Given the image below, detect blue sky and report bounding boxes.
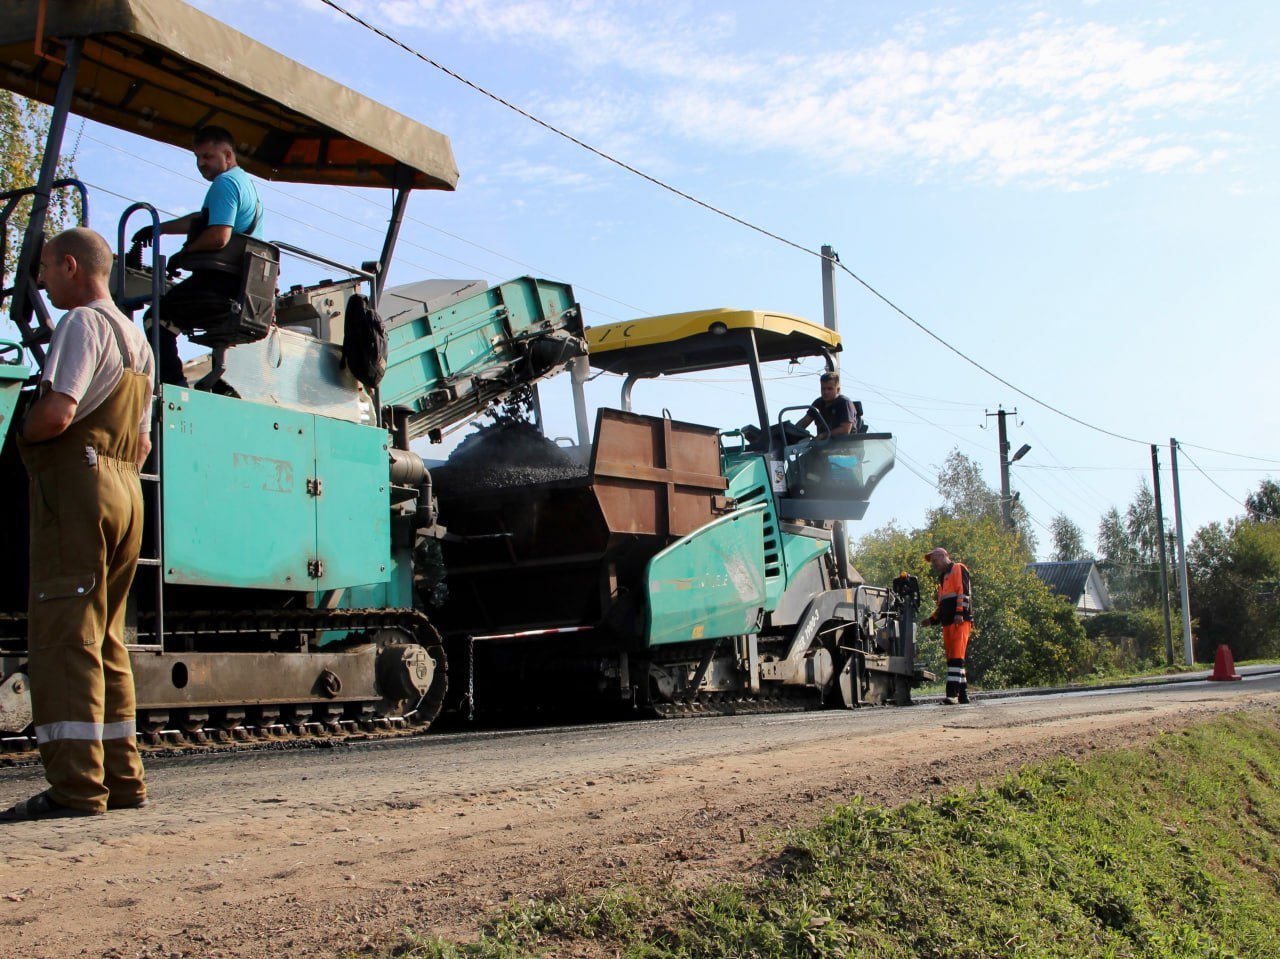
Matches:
[17,0,1280,556]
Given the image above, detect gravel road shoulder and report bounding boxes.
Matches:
[2,684,1275,959]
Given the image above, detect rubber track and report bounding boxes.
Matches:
[0,607,447,765]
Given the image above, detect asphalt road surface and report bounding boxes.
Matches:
[2,669,1277,959]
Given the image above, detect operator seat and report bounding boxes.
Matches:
[164,235,280,348]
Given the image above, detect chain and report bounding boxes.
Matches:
[467,635,475,723]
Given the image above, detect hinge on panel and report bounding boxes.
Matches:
[306,477,324,497]
[307,559,325,579]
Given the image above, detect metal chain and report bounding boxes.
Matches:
[467,635,475,723]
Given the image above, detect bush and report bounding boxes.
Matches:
[1082,608,1173,673]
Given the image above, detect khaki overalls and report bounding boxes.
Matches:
[18,314,149,813]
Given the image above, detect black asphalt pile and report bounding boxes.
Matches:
[433,422,588,494]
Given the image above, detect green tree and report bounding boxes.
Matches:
[2,90,79,289]
[1096,481,1171,610]
[1245,478,1280,523]
[1189,489,1280,660]
[929,448,1036,558]
[933,449,1001,523]
[1048,514,1091,562]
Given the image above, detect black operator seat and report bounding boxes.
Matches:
[164,236,281,348]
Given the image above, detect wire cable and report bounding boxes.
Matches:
[334,186,653,316]
[317,0,1160,449]
[75,131,635,323]
[1177,441,1280,465]
[1178,446,1278,519]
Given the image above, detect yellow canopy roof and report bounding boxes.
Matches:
[0,0,459,190]
[587,308,842,377]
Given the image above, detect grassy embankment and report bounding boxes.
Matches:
[384,708,1280,958]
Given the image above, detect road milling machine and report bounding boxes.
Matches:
[0,1,586,742]
[429,308,928,719]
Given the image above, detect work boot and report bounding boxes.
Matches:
[0,790,101,821]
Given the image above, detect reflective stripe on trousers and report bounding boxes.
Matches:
[35,720,138,744]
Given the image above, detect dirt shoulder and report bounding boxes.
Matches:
[2,685,1275,959]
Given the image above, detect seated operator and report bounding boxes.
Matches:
[795,370,861,437]
[133,125,264,387]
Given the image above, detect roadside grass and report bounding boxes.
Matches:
[376,707,1280,959]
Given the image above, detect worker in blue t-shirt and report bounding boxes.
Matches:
[133,125,264,386]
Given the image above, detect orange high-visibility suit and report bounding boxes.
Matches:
[925,560,972,703]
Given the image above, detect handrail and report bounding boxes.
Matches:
[115,203,167,652]
[271,241,377,284]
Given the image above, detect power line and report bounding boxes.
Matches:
[1178,441,1280,466]
[12,46,1279,470]
[1178,446,1277,519]
[894,446,943,490]
[316,0,1157,450]
[335,186,653,316]
[76,131,636,323]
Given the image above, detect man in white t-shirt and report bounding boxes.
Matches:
[1,227,153,821]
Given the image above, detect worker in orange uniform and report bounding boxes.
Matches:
[922,547,972,705]
[1,228,152,821]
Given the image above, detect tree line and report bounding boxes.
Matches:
[852,450,1280,690]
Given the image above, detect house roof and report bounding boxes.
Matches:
[1027,561,1098,602]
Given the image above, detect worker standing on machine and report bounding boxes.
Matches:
[796,370,860,437]
[922,547,972,705]
[133,125,264,386]
[1,228,152,821]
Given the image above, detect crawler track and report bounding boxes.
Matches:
[0,606,448,766]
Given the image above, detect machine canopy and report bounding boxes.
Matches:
[586,308,842,377]
[0,0,459,190]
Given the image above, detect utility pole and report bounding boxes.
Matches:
[1169,438,1195,665]
[820,244,848,583]
[820,245,839,334]
[986,407,1030,531]
[1150,444,1175,667]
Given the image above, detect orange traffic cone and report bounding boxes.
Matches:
[1208,644,1242,682]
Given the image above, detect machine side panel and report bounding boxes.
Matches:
[645,505,767,647]
[723,454,787,610]
[184,327,373,426]
[780,531,830,588]
[313,416,391,590]
[162,386,315,589]
[0,346,27,445]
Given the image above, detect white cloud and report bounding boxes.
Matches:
[348,1,1258,189]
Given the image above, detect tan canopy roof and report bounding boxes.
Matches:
[0,0,459,190]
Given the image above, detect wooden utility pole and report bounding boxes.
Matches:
[986,407,1028,531]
